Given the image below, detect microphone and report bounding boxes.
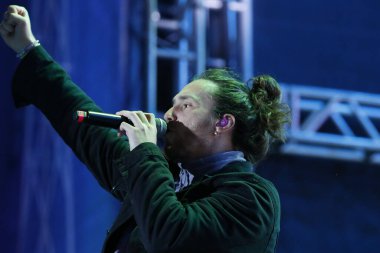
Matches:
[74,110,167,137]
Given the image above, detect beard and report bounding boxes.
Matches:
[164,121,203,163]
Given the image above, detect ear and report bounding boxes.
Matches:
[215,114,235,133]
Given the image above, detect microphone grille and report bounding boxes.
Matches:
[155,118,167,136]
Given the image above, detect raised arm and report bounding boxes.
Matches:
[1,5,130,200]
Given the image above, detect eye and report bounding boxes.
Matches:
[183,103,190,109]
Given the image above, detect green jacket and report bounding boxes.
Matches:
[12,46,280,253]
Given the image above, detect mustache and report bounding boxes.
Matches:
[166,121,196,135]
[164,121,198,148]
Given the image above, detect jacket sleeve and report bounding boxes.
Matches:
[123,142,279,252]
[12,46,129,200]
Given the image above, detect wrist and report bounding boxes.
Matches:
[16,39,40,59]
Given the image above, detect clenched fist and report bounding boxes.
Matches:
[0,5,36,53]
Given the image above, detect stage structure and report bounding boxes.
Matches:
[281,84,380,165]
[146,0,380,165]
[146,0,254,113]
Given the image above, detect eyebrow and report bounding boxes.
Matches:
[172,95,199,104]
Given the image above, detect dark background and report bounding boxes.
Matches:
[0,0,379,252]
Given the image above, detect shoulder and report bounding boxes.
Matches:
[206,161,280,207]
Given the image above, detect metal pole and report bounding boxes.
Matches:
[194,1,207,75]
[239,0,254,80]
[177,0,190,91]
[147,0,159,113]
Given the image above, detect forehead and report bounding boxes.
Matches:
[173,79,217,103]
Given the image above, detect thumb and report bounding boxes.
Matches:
[6,5,29,26]
[0,5,36,53]
[8,5,29,18]
[7,13,27,27]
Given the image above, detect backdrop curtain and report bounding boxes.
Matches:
[0,0,146,252]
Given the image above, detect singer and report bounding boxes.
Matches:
[1,5,290,253]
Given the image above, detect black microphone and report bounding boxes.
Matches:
[74,110,167,137]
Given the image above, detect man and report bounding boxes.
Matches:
[1,5,290,253]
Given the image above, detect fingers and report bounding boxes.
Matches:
[0,24,9,37]
[7,5,18,14]
[1,21,14,33]
[133,111,149,125]
[0,10,12,36]
[1,5,35,53]
[0,14,12,38]
[3,5,28,24]
[116,111,154,126]
[6,12,27,26]
[1,6,27,30]
[137,112,156,126]
[0,11,26,42]
[116,110,156,134]
[116,111,158,150]
[8,5,29,17]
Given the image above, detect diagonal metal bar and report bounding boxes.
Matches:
[281,83,380,165]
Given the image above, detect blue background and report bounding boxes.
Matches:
[0,0,379,252]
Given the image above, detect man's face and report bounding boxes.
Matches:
[164,79,218,162]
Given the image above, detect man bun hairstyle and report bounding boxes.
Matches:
[194,69,291,164]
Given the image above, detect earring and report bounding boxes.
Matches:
[216,117,229,127]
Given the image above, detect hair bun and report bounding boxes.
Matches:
[251,75,282,103]
[248,75,289,144]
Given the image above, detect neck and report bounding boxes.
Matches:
[180,150,246,179]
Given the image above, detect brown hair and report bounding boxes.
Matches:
[194,69,291,164]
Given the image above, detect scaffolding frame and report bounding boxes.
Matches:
[146,0,380,165]
[281,84,380,164]
[146,0,254,113]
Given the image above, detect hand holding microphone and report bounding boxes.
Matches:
[75,110,167,150]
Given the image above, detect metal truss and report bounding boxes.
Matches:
[280,84,380,165]
[146,1,380,165]
[147,0,253,113]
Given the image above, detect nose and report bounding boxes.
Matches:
[164,107,177,122]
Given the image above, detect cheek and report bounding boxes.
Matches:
[178,115,201,131]
[185,119,199,131]
[175,113,194,129]
[176,109,215,135]
[189,118,215,136]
